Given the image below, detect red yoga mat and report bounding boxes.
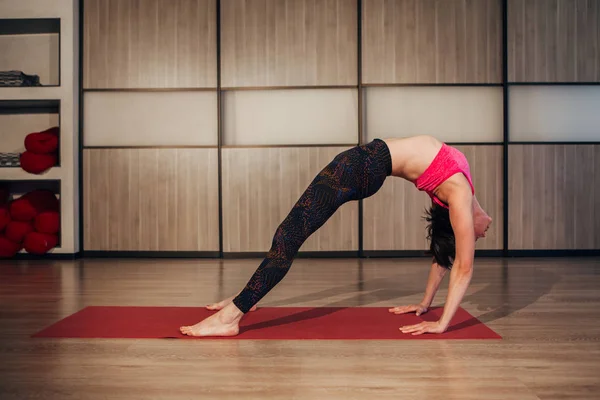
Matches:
[32,306,501,340]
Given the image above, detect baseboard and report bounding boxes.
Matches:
[83,251,359,259]
[223,251,360,259]
[52,249,600,260]
[475,250,505,257]
[2,251,82,261]
[362,250,504,258]
[362,250,600,258]
[506,249,600,257]
[82,251,221,259]
[362,250,428,258]
[7,249,593,262]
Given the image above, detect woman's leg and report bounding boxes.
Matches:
[232,162,355,312]
[180,139,392,336]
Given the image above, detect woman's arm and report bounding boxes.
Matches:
[421,261,448,308]
[437,191,475,329]
[389,261,447,316]
[400,191,475,335]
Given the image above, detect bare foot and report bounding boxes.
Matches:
[206,295,257,312]
[180,303,244,337]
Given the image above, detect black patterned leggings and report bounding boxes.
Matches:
[232,139,393,313]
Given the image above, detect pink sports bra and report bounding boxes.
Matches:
[414,143,475,208]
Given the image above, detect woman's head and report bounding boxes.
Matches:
[424,200,493,269]
[424,203,455,269]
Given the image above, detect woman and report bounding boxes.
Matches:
[180,135,492,337]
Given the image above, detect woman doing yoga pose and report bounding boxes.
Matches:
[180,135,492,337]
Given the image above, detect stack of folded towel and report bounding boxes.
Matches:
[0,188,60,258]
[0,70,42,87]
[20,126,60,174]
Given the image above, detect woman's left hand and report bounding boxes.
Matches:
[399,320,447,335]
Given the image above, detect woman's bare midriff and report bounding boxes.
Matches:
[382,135,444,182]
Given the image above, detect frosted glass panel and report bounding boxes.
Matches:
[84,91,218,146]
[509,86,600,142]
[223,89,358,145]
[365,87,503,142]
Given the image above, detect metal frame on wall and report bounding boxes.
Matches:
[72,0,599,260]
[502,0,509,256]
[358,0,506,259]
[501,0,600,257]
[216,0,224,258]
[77,0,84,259]
[357,0,364,258]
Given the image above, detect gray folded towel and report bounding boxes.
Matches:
[0,153,21,168]
[0,70,42,87]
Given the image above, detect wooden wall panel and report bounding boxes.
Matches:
[509,145,600,250]
[83,148,219,251]
[222,147,358,252]
[83,0,216,89]
[220,0,358,87]
[364,145,503,251]
[363,178,431,251]
[508,0,600,82]
[362,0,502,84]
[460,145,504,250]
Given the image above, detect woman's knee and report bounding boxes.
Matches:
[269,226,300,258]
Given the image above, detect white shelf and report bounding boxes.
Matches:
[0,86,65,101]
[16,247,68,255]
[0,166,62,181]
[1,0,79,257]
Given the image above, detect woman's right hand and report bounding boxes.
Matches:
[388,304,428,316]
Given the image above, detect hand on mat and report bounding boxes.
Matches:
[388,304,428,316]
[399,321,446,336]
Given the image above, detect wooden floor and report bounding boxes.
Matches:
[1,256,599,399]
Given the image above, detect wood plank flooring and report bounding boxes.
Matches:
[1,256,599,399]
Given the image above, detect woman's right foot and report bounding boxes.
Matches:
[206,295,257,312]
[181,303,244,337]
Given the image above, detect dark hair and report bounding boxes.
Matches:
[424,203,455,269]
